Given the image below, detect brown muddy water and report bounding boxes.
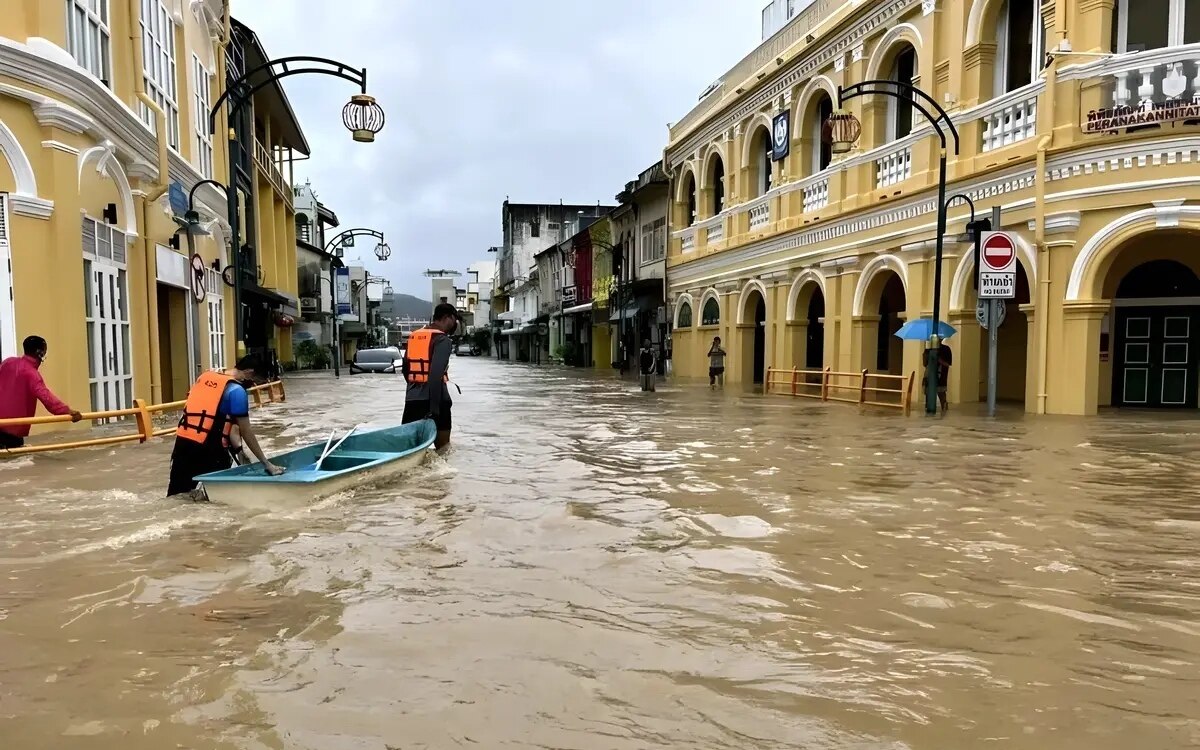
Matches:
[1,357,1199,749]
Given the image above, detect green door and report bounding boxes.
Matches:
[1113,307,1200,408]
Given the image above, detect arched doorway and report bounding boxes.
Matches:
[1110,259,1200,408]
[746,125,773,198]
[969,263,1033,403]
[806,291,825,368]
[707,154,725,216]
[739,286,768,386]
[875,274,906,375]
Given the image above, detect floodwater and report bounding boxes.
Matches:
[1,358,1199,750]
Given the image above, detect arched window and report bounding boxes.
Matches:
[702,297,721,326]
[758,128,773,195]
[887,45,917,141]
[1111,0,1199,52]
[709,155,725,215]
[811,93,833,173]
[685,172,697,225]
[994,0,1044,96]
[677,300,693,328]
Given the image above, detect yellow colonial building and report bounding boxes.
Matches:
[667,0,1200,415]
[0,0,304,432]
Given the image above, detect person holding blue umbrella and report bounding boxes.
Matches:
[895,319,957,414]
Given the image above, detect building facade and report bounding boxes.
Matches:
[666,0,1200,415]
[1,0,238,414]
[492,201,610,361]
[293,180,340,357]
[611,162,669,373]
[225,17,304,373]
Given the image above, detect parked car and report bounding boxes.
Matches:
[350,346,403,374]
[455,341,479,356]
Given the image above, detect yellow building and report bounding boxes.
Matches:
[225,17,305,373]
[667,0,1200,415]
[0,0,235,417]
[0,1,305,434]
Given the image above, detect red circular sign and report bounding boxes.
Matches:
[982,233,1016,271]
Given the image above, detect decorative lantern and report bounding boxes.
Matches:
[342,94,386,143]
[273,312,295,328]
[822,109,862,155]
[374,241,391,261]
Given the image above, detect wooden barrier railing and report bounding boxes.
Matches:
[0,380,286,456]
[764,367,916,415]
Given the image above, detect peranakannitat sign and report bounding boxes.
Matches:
[1084,100,1200,133]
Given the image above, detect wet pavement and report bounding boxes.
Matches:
[1,357,1199,749]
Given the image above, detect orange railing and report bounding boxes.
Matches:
[0,380,286,456]
[765,367,916,415]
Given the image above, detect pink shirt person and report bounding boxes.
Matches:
[0,339,81,441]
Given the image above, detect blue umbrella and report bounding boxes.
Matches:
[894,318,957,341]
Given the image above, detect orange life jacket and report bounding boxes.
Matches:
[404,328,448,385]
[176,371,236,446]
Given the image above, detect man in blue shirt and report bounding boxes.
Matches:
[167,355,283,499]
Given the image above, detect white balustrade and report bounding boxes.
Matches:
[802,177,829,212]
[706,220,725,243]
[680,232,696,252]
[1066,44,1200,133]
[875,146,912,188]
[748,199,771,230]
[980,93,1038,152]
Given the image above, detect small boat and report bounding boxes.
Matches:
[195,421,437,510]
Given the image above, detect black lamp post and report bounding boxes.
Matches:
[826,81,961,415]
[208,56,385,352]
[322,228,388,375]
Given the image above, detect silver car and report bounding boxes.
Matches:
[350,346,403,374]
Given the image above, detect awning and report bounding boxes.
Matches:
[500,327,522,336]
[497,310,520,321]
[530,314,550,324]
[608,304,639,322]
[241,283,289,306]
[563,302,593,315]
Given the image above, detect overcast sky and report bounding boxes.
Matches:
[233,0,762,298]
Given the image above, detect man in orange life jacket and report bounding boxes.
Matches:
[167,354,283,499]
[401,302,459,449]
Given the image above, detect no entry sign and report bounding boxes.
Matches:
[978,231,1017,299]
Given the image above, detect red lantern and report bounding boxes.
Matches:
[273,312,295,328]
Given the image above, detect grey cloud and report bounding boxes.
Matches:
[234,0,762,296]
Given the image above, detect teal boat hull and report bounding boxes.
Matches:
[194,420,437,510]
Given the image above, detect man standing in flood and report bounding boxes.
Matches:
[0,336,83,449]
[167,354,283,499]
[639,340,657,392]
[402,303,459,449]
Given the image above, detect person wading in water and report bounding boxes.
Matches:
[707,337,727,389]
[0,335,83,449]
[639,340,657,392]
[402,303,459,449]
[167,355,283,499]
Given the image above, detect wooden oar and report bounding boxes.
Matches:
[315,424,360,471]
[314,429,337,467]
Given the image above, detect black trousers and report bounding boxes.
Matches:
[167,438,232,497]
[401,400,452,433]
[0,430,24,449]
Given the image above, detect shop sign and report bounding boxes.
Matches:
[1084,100,1200,133]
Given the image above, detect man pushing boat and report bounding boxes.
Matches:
[401,303,459,450]
[167,354,284,500]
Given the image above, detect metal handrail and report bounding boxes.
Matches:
[0,381,287,456]
[765,367,915,415]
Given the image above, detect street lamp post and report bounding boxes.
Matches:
[323,228,388,375]
[826,81,961,415]
[208,56,385,353]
